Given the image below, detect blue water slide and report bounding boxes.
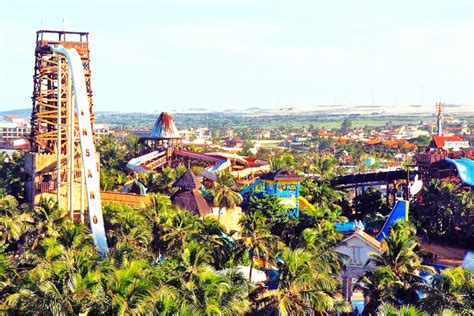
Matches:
[240,178,263,196]
[376,199,409,242]
[444,158,474,186]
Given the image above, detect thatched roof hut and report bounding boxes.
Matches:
[171,170,211,217]
[173,169,201,190]
[171,190,212,217]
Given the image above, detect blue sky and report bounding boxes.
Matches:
[0,0,472,112]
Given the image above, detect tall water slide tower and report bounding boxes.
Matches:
[25,30,95,222]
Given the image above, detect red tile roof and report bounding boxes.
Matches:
[431,135,462,148]
[365,139,381,145]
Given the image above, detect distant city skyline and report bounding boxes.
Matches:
[0,0,473,112]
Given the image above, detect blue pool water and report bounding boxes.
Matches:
[334,222,356,232]
[352,299,364,313]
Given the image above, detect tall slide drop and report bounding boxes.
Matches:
[50,45,109,255]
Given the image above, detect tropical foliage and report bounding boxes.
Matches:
[0,195,251,314]
[351,187,387,220]
[1,134,473,315]
[213,170,243,220]
[0,173,351,314]
[355,223,473,315]
[0,151,25,200]
[413,180,474,246]
[253,248,350,315]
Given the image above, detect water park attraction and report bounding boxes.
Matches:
[334,199,410,302]
[239,169,315,218]
[21,30,277,255]
[414,103,474,187]
[127,112,270,182]
[24,30,108,254]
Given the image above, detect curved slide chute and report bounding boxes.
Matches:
[126,149,231,181]
[239,178,263,196]
[175,150,231,181]
[298,196,315,211]
[50,45,109,255]
[126,150,167,173]
[444,158,474,187]
[375,199,409,242]
[127,149,269,182]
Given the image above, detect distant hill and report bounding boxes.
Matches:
[2,105,472,131]
[0,108,31,118]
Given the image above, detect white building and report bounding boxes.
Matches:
[0,121,31,142]
[93,123,110,136]
[431,135,470,152]
[334,229,383,301]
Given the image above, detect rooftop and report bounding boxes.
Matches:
[171,189,212,217]
[150,112,182,139]
[173,169,202,190]
[431,135,464,148]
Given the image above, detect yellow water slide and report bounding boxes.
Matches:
[298,196,315,211]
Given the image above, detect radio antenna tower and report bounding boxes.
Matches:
[436,101,444,136]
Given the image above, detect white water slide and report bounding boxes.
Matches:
[50,45,109,255]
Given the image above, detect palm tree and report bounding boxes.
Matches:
[415,180,472,244]
[298,227,342,273]
[4,224,108,315]
[254,248,351,315]
[156,208,201,256]
[179,240,212,280]
[213,171,243,221]
[354,266,399,314]
[0,253,15,309]
[103,202,153,258]
[195,217,234,270]
[309,153,338,180]
[368,226,434,280]
[420,266,473,314]
[0,207,33,247]
[2,193,252,314]
[235,211,280,282]
[356,224,435,312]
[300,179,344,212]
[160,166,177,194]
[178,266,250,315]
[269,157,283,171]
[33,195,69,238]
[0,151,25,200]
[101,260,156,315]
[147,192,172,216]
[377,303,428,316]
